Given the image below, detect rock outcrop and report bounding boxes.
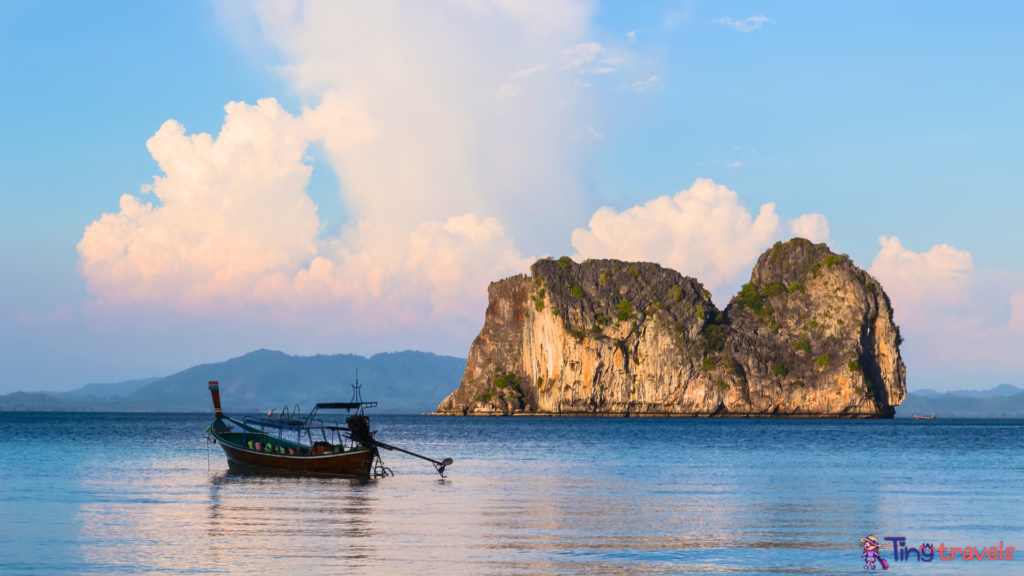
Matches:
[436,239,906,418]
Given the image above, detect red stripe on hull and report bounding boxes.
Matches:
[217,438,375,477]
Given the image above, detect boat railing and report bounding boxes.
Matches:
[241,415,350,433]
[238,413,357,453]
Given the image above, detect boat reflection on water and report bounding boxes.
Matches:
[205,469,382,566]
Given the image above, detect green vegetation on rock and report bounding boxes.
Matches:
[616,300,634,321]
[823,254,843,269]
[701,355,716,371]
[735,283,766,312]
[701,324,727,353]
[735,282,779,323]
[533,288,546,311]
[792,337,811,353]
[493,370,519,390]
[761,281,785,298]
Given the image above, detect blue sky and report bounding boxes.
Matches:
[591,1,1024,269]
[2,1,1023,392]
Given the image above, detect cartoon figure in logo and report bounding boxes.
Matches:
[861,536,888,570]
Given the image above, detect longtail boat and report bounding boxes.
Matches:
[205,377,452,478]
[913,414,937,420]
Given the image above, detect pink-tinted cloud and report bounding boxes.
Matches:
[77,99,319,306]
[80,0,624,337]
[77,99,533,326]
[570,178,828,290]
[789,213,830,244]
[870,236,973,314]
[869,236,1024,384]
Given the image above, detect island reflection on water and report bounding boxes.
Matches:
[1,413,1022,574]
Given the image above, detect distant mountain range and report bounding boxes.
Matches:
[48,377,160,398]
[906,384,1023,398]
[0,350,467,414]
[896,384,1024,418]
[2,356,1021,418]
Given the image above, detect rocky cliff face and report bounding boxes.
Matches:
[437,239,906,418]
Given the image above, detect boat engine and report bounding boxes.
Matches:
[347,414,374,446]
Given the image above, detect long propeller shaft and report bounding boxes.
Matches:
[372,439,452,468]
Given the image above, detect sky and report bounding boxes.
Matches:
[2,0,1023,393]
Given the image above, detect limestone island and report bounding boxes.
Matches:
[437,238,906,418]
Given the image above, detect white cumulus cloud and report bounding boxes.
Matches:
[77,99,533,324]
[408,214,535,320]
[77,99,319,305]
[790,213,831,244]
[570,178,824,290]
[77,0,601,328]
[869,236,974,313]
[253,0,596,262]
[866,237,1024,384]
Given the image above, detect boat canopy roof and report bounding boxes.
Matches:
[310,375,377,414]
[225,415,348,433]
[314,401,378,410]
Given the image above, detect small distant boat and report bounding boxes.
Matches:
[913,413,937,420]
[205,376,452,478]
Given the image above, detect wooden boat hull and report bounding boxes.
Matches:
[215,435,375,477]
[205,381,451,479]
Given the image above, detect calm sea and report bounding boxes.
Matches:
[1,413,1021,575]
